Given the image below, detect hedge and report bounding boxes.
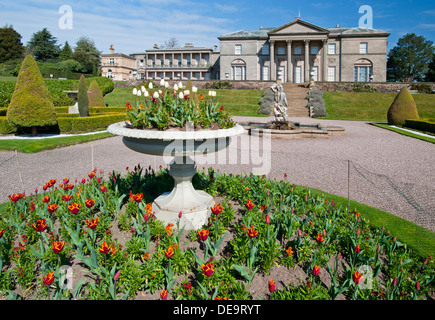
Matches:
[57,113,125,133]
[404,118,435,134]
[0,116,17,134]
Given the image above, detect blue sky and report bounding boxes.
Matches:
[0,0,434,55]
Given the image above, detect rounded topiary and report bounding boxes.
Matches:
[6,54,57,136]
[88,79,105,107]
[387,87,419,126]
[77,74,89,117]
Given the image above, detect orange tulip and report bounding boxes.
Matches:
[52,241,65,254]
[47,204,58,213]
[68,202,81,214]
[313,265,320,276]
[129,192,143,203]
[210,204,223,216]
[42,272,55,286]
[315,233,325,243]
[198,229,209,241]
[201,262,214,277]
[160,289,168,300]
[85,199,95,208]
[42,195,50,203]
[164,246,175,259]
[62,194,72,202]
[245,200,254,211]
[85,218,99,230]
[32,219,47,232]
[99,241,112,254]
[286,247,294,256]
[246,225,258,238]
[268,279,276,292]
[353,270,364,284]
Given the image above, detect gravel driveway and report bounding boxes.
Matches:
[1,117,434,232]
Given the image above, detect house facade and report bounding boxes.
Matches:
[218,18,390,83]
[101,45,136,81]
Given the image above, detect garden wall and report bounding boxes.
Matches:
[117,80,274,90]
[313,82,435,93]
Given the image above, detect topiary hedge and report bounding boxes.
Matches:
[0,116,17,134]
[404,118,435,134]
[387,87,420,127]
[57,113,125,133]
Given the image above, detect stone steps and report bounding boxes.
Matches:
[282,83,309,117]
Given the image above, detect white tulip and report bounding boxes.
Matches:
[208,91,211,96]
[174,84,179,91]
[178,92,184,99]
[158,89,162,94]
[148,82,153,89]
[212,91,217,97]
[137,90,142,96]
[178,81,183,89]
[132,88,137,95]
[141,86,145,92]
[184,90,190,95]
[165,81,169,88]
[192,86,197,93]
[153,91,159,99]
[144,91,149,97]
[160,79,165,87]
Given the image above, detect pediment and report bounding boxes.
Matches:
[269,19,329,35]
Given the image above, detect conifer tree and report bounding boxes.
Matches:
[77,74,89,117]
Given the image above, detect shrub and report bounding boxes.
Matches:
[57,113,126,133]
[352,83,378,93]
[6,54,57,136]
[86,77,114,96]
[0,116,17,134]
[404,118,435,134]
[88,79,105,107]
[409,84,433,94]
[387,87,420,126]
[77,74,89,117]
[204,80,233,90]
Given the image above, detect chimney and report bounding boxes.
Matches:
[336,24,340,28]
[214,43,218,51]
[184,43,194,47]
[153,44,159,49]
[109,44,115,54]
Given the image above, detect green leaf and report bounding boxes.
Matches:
[73,279,87,298]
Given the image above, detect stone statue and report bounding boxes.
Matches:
[270,82,288,123]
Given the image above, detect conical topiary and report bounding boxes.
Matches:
[6,54,57,136]
[77,74,89,117]
[88,79,105,107]
[387,87,419,126]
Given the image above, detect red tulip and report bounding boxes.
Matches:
[85,218,99,230]
[198,229,209,241]
[316,233,325,243]
[42,195,50,203]
[85,199,95,208]
[416,281,420,290]
[52,241,65,254]
[353,270,364,284]
[178,211,182,219]
[42,272,54,286]
[211,204,223,216]
[68,203,81,214]
[47,204,58,213]
[268,279,276,292]
[160,290,168,300]
[0,229,5,239]
[313,265,320,276]
[245,200,254,211]
[164,246,175,259]
[32,219,47,232]
[202,262,214,277]
[62,194,72,202]
[9,193,24,202]
[114,270,121,281]
[129,192,143,203]
[355,244,361,254]
[266,215,270,225]
[246,225,259,238]
[99,241,112,254]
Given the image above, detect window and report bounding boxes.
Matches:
[294,45,302,55]
[328,43,336,55]
[277,47,285,55]
[232,66,246,80]
[235,44,242,55]
[186,55,191,66]
[328,66,336,81]
[262,44,269,55]
[109,58,115,65]
[360,42,368,54]
[311,45,319,55]
[139,59,144,66]
[354,66,373,82]
[262,66,269,80]
[311,66,318,81]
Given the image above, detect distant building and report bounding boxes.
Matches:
[218,18,390,83]
[101,45,136,81]
[100,18,390,83]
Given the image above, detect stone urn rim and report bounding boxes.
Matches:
[107,121,245,141]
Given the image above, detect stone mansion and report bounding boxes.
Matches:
[101,18,390,83]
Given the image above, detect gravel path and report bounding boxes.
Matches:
[1,117,434,232]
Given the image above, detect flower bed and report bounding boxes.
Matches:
[0,166,433,300]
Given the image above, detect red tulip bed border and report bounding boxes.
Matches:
[0,165,434,300]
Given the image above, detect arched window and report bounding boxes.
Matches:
[354,58,373,82]
[107,69,112,79]
[231,59,246,80]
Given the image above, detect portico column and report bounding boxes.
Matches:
[286,40,292,83]
[322,39,328,81]
[304,39,310,82]
[270,40,275,81]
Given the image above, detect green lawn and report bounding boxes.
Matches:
[104,87,265,117]
[323,92,435,121]
[0,132,113,153]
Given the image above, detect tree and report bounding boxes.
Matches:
[77,74,89,117]
[88,79,105,107]
[425,56,435,82]
[0,25,24,63]
[6,54,57,136]
[72,36,101,74]
[160,38,179,49]
[59,41,73,60]
[387,87,419,126]
[27,28,60,61]
[387,33,434,82]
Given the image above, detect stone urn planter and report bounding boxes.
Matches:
[107,121,244,230]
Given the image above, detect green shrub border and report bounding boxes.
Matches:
[404,118,435,134]
[57,113,125,133]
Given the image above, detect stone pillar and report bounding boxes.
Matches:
[270,41,275,81]
[322,39,328,81]
[304,40,310,82]
[286,40,292,83]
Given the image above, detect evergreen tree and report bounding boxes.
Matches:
[59,41,73,60]
[425,56,435,82]
[0,25,24,63]
[72,36,101,74]
[88,79,105,107]
[387,33,434,82]
[6,54,57,136]
[27,28,60,61]
[77,74,89,117]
